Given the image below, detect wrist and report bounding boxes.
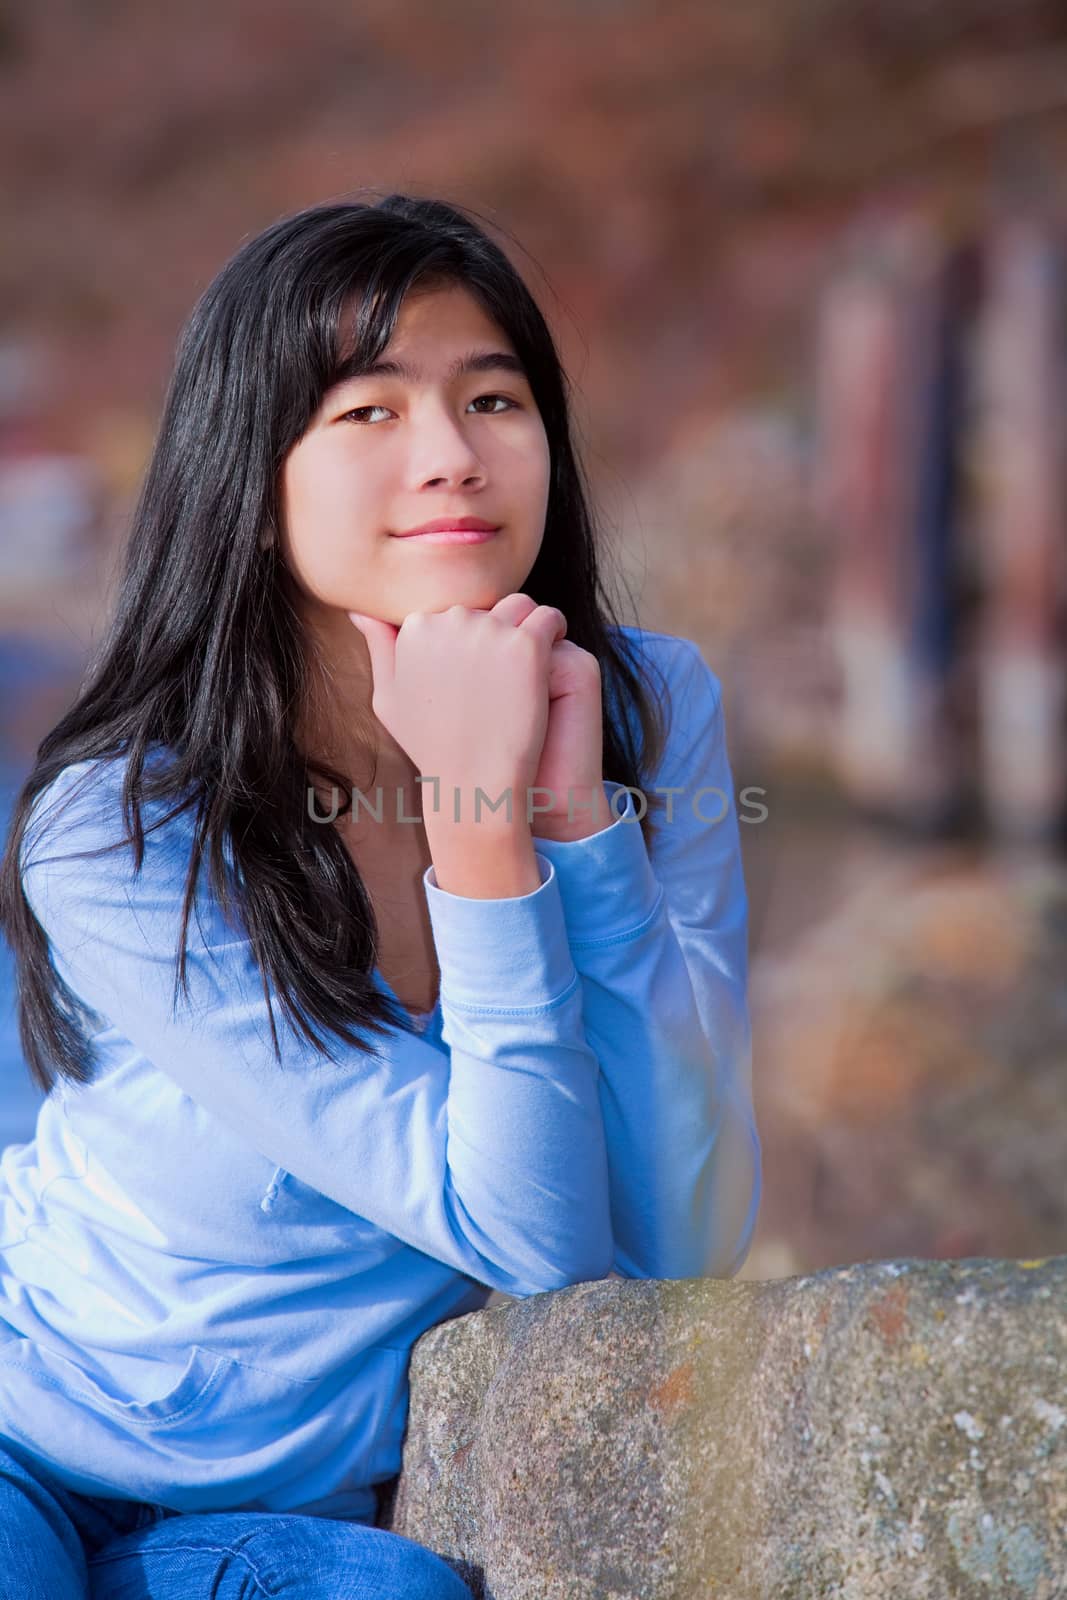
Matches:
[419,774,536,829]
[530,780,614,841]
[426,823,541,899]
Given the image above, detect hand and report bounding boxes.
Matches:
[479,594,609,839]
[346,599,567,823]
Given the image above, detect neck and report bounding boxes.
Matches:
[293,596,421,805]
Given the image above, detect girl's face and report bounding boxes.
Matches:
[278,281,551,625]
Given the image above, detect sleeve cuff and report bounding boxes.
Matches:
[422,851,578,1009]
[530,782,664,946]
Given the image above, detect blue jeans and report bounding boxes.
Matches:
[0,1432,475,1599]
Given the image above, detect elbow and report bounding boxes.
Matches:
[670,1100,764,1282]
[445,1182,614,1299]
[557,1237,617,1290]
[499,1236,616,1299]
[531,1234,616,1295]
[614,1111,763,1284]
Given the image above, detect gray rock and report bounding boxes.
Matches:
[377,1256,1067,1599]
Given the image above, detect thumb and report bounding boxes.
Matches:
[347,610,398,697]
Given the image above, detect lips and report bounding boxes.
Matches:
[392,516,501,537]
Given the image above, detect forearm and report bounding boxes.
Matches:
[533,777,761,1281]
[424,807,542,899]
[530,781,617,843]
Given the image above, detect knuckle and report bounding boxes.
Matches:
[508,627,538,661]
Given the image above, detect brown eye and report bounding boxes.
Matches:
[469,395,517,413]
[341,406,391,424]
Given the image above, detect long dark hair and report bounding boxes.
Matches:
[0,192,674,1095]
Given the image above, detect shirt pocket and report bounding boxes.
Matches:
[257,1165,392,1251]
[0,1339,232,1431]
[0,1334,408,1494]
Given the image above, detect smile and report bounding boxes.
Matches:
[390,528,500,545]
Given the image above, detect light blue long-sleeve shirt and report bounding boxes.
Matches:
[0,625,761,1521]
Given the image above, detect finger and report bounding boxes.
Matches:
[489,593,540,627]
[546,638,599,697]
[516,604,568,647]
[347,611,397,696]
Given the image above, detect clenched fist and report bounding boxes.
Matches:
[347,597,568,821]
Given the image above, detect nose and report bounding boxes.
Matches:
[409,401,487,491]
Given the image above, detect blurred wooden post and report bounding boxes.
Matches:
[972,203,1067,845]
[814,210,968,831]
[901,232,979,836]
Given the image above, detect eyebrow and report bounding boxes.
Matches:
[327,348,530,390]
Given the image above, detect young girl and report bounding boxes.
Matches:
[0,193,761,1598]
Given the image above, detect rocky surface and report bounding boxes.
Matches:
[377,1255,1067,1599]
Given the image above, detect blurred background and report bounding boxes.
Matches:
[2,0,1066,1279]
